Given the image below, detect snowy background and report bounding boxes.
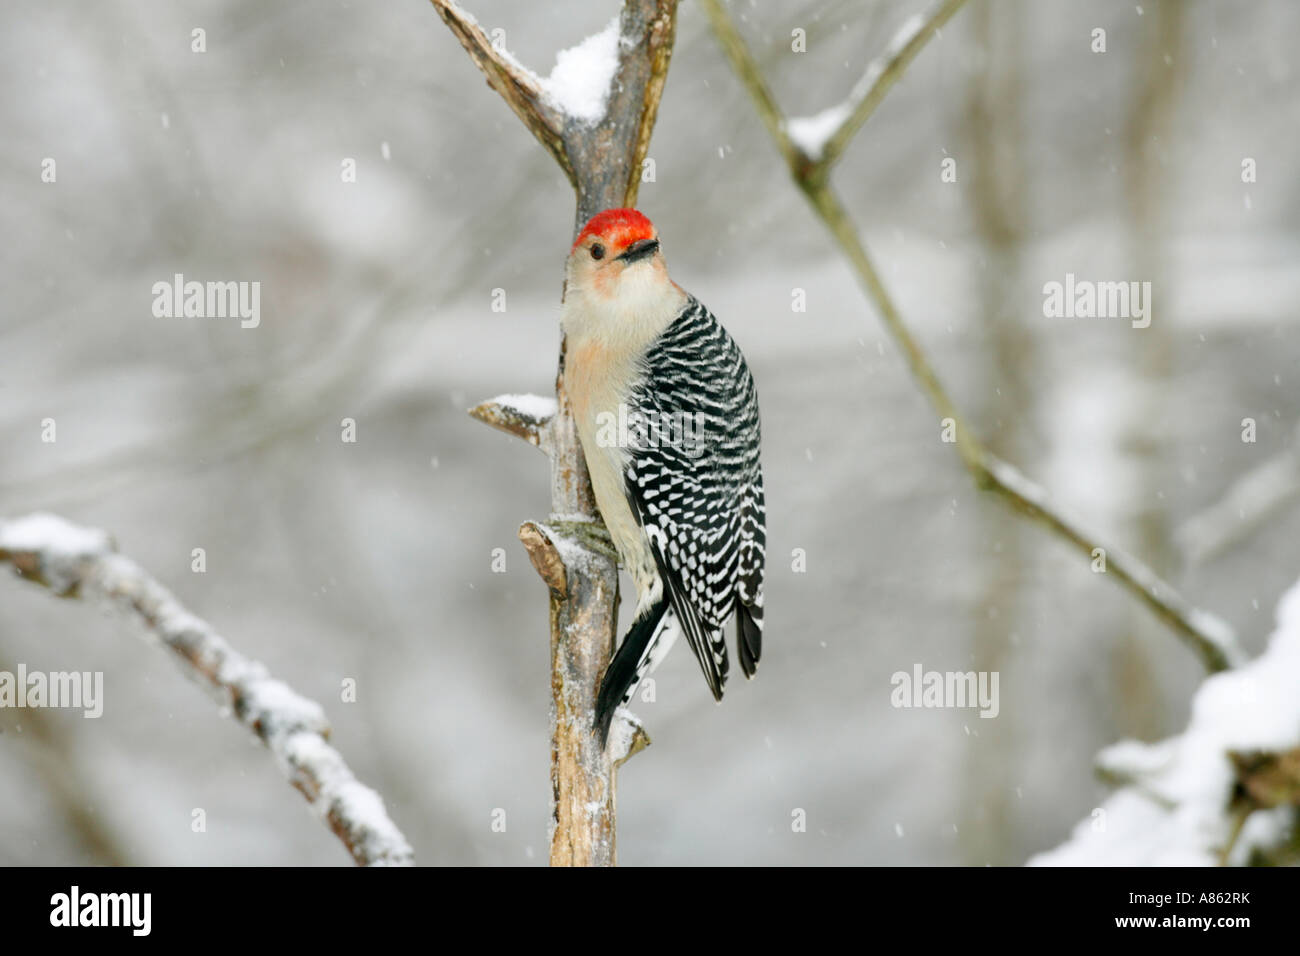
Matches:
[2,0,1298,865]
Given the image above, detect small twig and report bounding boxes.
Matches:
[518,521,569,595]
[1218,805,1251,867]
[608,708,651,768]
[468,394,557,455]
[702,0,1242,673]
[698,0,801,173]
[0,513,414,866]
[816,0,967,174]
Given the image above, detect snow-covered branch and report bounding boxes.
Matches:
[703,0,1242,674]
[429,0,676,213]
[434,0,680,866]
[788,0,967,169]
[1032,578,1300,866]
[701,0,966,176]
[469,393,557,455]
[979,458,1242,673]
[0,513,414,867]
[428,1,573,184]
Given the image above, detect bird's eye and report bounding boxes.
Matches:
[590,243,605,261]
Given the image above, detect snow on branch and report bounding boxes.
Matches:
[432,0,676,223]
[429,1,573,183]
[429,1,668,191]
[430,3,622,127]
[469,393,557,454]
[788,0,967,168]
[703,0,1243,674]
[980,458,1242,673]
[538,17,622,125]
[1031,578,1300,866]
[703,0,965,176]
[0,512,414,867]
[784,105,851,165]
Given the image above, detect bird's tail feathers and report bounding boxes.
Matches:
[737,599,763,679]
[594,597,671,747]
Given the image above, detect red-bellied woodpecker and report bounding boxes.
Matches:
[561,208,767,746]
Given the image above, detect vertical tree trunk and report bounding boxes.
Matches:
[433,0,678,866]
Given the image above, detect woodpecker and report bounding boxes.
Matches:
[561,208,767,747]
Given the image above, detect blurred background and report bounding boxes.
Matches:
[1,0,1298,866]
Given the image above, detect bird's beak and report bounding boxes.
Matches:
[617,238,660,264]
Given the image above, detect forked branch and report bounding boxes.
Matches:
[430,1,573,183]
[702,0,1241,673]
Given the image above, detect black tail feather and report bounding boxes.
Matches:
[737,601,762,679]
[594,598,669,747]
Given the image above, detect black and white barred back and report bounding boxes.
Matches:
[594,296,766,743]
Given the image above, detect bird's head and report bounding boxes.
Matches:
[564,208,676,307]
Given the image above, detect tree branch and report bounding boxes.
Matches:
[815,0,966,173]
[0,513,414,866]
[468,394,556,454]
[428,1,573,185]
[434,0,679,866]
[702,0,1242,673]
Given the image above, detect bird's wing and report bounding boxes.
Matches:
[622,297,766,699]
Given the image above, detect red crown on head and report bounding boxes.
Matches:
[572,208,656,254]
